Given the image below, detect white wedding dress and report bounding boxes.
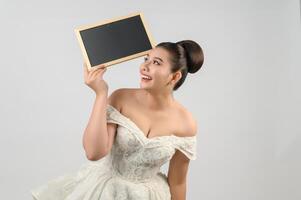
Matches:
[31,104,197,200]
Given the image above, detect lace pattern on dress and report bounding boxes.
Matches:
[106,104,197,160]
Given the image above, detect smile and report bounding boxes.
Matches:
[140,73,152,80]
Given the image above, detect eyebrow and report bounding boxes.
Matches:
[146,54,164,63]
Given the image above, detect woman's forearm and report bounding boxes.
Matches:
[82,92,109,160]
[170,183,187,200]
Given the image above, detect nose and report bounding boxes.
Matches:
[141,60,150,71]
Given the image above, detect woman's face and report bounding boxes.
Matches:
[139,47,177,91]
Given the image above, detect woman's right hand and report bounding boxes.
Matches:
[83,62,108,95]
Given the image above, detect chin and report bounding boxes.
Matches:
[139,84,148,89]
[139,82,152,89]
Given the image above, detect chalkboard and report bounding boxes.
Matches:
[74,12,156,71]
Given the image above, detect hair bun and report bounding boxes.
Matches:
[176,40,204,74]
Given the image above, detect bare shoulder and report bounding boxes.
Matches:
[175,103,198,137]
[107,88,136,110]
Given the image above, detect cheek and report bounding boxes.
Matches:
[153,71,170,83]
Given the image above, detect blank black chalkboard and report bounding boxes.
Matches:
[74,12,156,71]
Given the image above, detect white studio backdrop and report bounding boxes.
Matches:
[0,0,300,199]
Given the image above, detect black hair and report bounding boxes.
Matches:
[156,40,204,91]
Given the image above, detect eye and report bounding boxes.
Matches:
[143,57,160,65]
[154,60,160,65]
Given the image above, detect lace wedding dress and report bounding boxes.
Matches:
[31,104,197,200]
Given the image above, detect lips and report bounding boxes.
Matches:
[140,73,152,80]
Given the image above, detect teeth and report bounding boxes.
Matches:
[142,74,152,80]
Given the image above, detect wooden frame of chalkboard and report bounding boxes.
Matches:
[74,12,156,71]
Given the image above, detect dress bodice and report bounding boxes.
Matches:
[30,104,198,200]
[106,104,197,183]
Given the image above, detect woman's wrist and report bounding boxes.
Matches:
[95,90,108,100]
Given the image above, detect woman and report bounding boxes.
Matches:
[31,40,204,200]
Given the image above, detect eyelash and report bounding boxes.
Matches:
[144,57,160,65]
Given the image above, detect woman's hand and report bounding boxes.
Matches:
[83,62,108,95]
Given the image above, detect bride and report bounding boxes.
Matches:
[31,39,204,200]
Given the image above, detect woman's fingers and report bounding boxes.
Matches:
[83,63,107,82]
[88,65,106,80]
[91,66,107,79]
[87,66,100,77]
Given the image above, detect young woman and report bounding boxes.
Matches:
[31,40,204,200]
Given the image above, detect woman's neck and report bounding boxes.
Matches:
[142,88,175,110]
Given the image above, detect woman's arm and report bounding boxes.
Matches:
[82,63,110,161]
[168,114,197,200]
[82,92,109,161]
[168,150,190,200]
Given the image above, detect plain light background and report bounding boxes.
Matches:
[0,0,300,199]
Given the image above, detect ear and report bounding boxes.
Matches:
[171,71,182,85]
